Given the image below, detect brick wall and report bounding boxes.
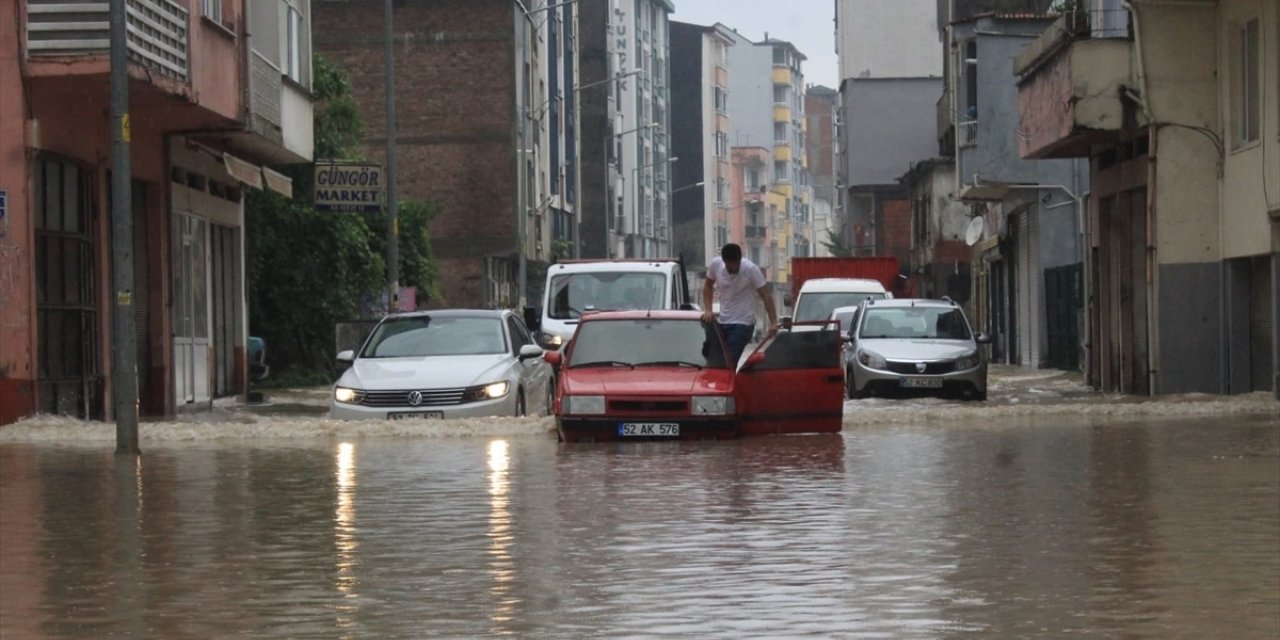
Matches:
[313,0,518,308]
[880,197,912,268]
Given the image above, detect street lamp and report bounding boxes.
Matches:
[671,181,705,196]
[631,156,678,257]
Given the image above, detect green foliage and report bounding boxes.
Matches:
[245,54,441,376]
[822,228,854,257]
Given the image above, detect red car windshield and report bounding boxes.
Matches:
[569,319,729,369]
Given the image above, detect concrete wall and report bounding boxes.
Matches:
[843,77,943,187]
[1219,0,1280,259]
[726,29,773,150]
[957,20,1079,187]
[837,0,942,81]
[0,0,34,422]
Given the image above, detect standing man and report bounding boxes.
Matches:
[702,243,778,366]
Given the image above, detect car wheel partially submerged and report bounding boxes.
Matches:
[515,390,526,417]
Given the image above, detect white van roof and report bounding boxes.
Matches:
[547,260,678,275]
[798,278,887,293]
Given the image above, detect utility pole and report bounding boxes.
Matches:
[109,0,138,453]
[384,0,399,313]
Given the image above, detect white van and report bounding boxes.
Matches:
[530,259,693,349]
[787,278,890,329]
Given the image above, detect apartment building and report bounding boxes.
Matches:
[313,0,567,309]
[835,0,942,264]
[0,0,313,424]
[670,21,735,269]
[1016,0,1278,396]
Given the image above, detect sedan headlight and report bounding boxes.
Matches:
[334,387,364,404]
[463,381,510,402]
[955,352,981,370]
[564,395,605,415]
[691,395,734,416]
[857,350,887,370]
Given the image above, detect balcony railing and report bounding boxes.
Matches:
[27,0,189,81]
[248,50,283,143]
[746,225,767,239]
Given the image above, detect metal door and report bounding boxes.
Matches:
[1045,263,1082,371]
[173,213,211,404]
[734,325,845,435]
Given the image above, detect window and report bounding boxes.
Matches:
[774,160,787,183]
[286,5,303,83]
[772,47,785,65]
[202,0,221,23]
[748,168,761,189]
[715,132,728,158]
[774,122,787,142]
[1234,18,1260,147]
[714,86,728,113]
[715,178,728,204]
[773,85,787,104]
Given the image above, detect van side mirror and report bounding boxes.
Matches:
[975,332,991,344]
[336,349,355,363]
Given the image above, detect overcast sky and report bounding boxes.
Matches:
[669,0,839,89]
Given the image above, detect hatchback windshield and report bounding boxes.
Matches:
[859,307,971,340]
[361,316,506,357]
[548,272,666,319]
[796,292,886,322]
[569,319,729,368]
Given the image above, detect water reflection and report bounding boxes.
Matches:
[0,416,1276,639]
[333,442,359,633]
[487,439,517,632]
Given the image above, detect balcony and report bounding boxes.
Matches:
[1014,14,1134,159]
[746,225,767,240]
[26,0,189,81]
[772,67,792,85]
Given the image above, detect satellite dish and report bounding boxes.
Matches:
[964,217,985,246]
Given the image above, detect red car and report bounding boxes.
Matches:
[543,310,845,442]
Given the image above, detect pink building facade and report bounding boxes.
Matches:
[1,0,312,424]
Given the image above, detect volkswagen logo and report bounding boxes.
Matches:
[408,390,423,406]
[915,363,927,373]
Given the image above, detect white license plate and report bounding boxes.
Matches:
[388,411,444,420]
[899,377,943,389]
[618,423,680,437]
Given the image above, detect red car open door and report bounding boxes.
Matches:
[734,324,845,436]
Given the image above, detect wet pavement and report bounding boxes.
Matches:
[1,366,1277,638]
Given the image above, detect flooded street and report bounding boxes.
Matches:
[2,368,1277,638]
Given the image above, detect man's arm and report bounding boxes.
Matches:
[757,285,777,331]
[701,278,715,322]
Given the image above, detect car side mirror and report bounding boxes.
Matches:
[336,349,355,363]
[975,332,992,344]
[518,344,544,360]
[740,351,766,371]
[543,350,563,368]
[779,316,793,331]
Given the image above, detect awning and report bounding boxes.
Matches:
[223,152,263,189]
[262,166,293,198]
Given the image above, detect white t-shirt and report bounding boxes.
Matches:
[707,257,766,326]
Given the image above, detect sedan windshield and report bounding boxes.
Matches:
[569,319,729,369]
[796,292,885,322]
[548,272,667,319]
[361,316,507,357]
[859,307,971,340]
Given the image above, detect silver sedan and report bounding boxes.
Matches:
[329,309,554,420]
[845,298,990,401]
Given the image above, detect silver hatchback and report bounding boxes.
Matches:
[844,298,990,401]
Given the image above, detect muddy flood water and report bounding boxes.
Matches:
[2,367,1277,639]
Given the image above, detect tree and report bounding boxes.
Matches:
[822,228,854,257]
[245,54,440,379]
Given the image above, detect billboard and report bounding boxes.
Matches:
[314,162,383,213]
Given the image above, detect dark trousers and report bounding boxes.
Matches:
[720,323,754,367]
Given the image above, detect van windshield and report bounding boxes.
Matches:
[795,292,885,322]
[547,272,667,319]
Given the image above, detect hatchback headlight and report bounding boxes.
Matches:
[955,352,981,370]
[334,387,364,404]
[858,350,887,370]
[691,395,734,416]
[564,395,605,415]
[463,381,510,402]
